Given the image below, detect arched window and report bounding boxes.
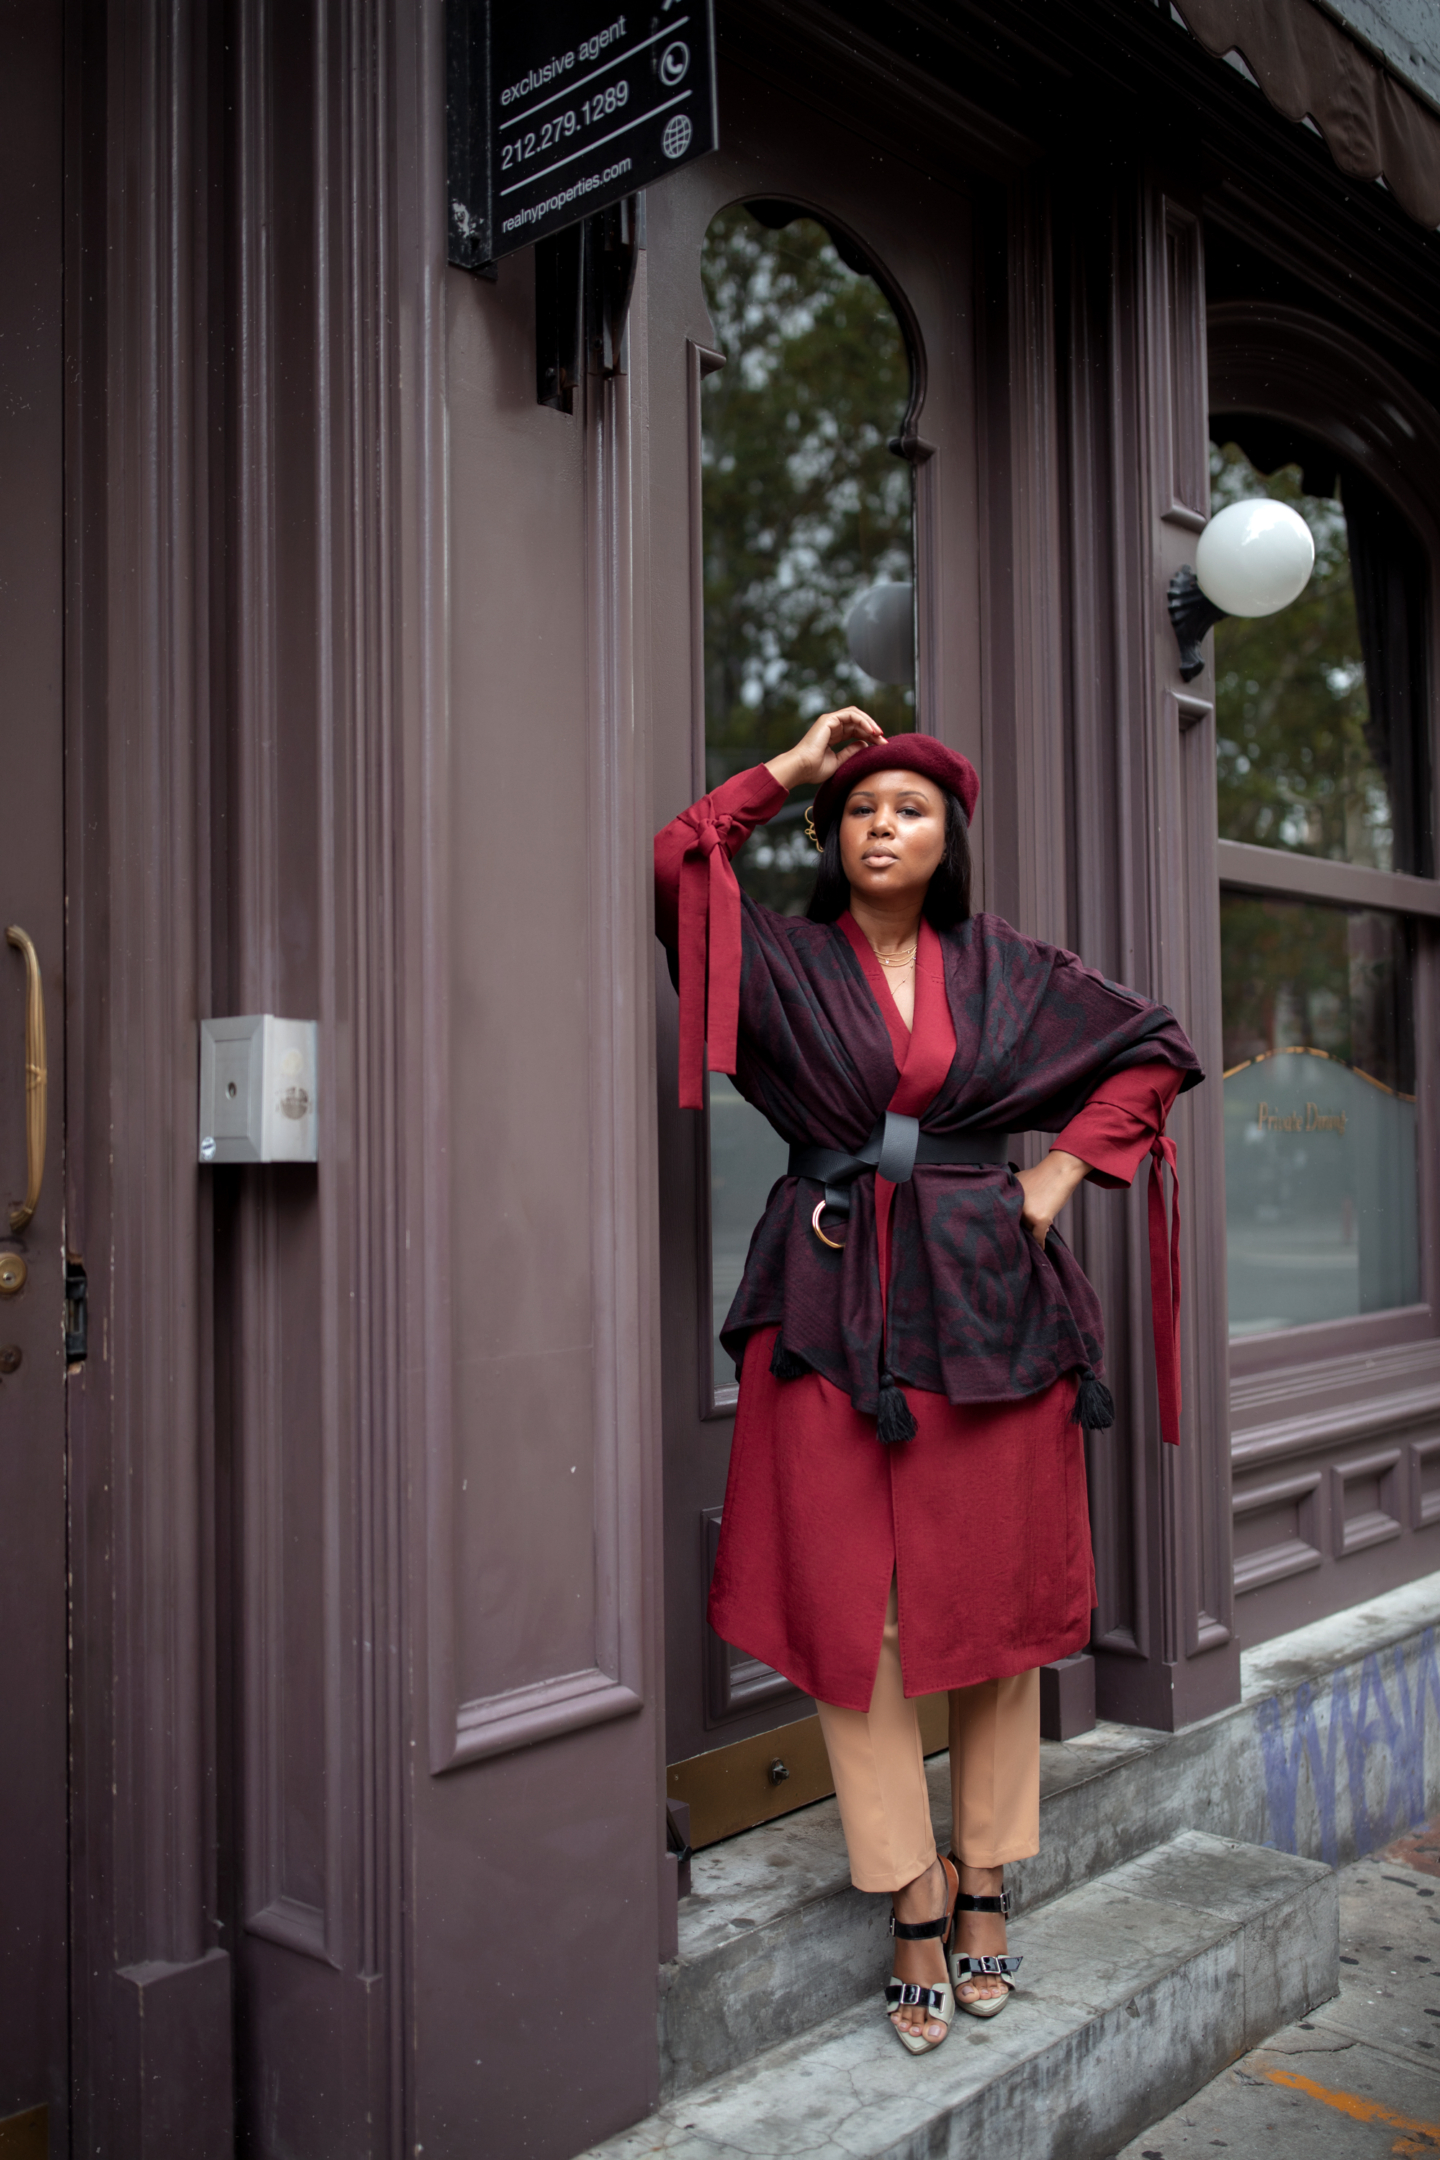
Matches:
[700,200,920,1391]
[700,200,918,911]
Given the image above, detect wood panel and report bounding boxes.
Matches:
[1056,167,1239,1730]
[0,0,69,2138]
[221,1,401,2149]
[1233,1471,1323,1594]
[230,0,337,1977]
[401,0,666,2135]
[1231,1338,1440,1636]
[65,0,236,2150]
[976,175,1067,943]
[427,248,645,1773]
[1159,203,1208,531]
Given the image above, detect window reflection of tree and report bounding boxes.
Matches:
[1211,436,1431,876]
[1213,445,1386,867]
[1220,895,1415,1098]
[701,204,915,913]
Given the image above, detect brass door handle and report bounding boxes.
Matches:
[6,927,46,1232]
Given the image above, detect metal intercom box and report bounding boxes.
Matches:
[198,1015,319,1164]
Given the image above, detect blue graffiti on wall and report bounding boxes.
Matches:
[1254,1627,1440,1865]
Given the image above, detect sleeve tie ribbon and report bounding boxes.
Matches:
[677,810,744,1111]
[1147,1131,1182,1447]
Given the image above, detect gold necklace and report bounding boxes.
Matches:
[870,944,916,969]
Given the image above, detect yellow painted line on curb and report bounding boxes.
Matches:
[1255,2062,1440,2152]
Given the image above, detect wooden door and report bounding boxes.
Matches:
[0,2,70,2149]
[648,53,984,1847]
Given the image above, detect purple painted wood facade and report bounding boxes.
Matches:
[0,1,1436,2156]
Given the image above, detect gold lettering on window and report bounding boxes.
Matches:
[1255,1100,1347,1135]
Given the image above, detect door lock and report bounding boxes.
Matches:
[64,1261,87,1363]
[0,1252,25,1295]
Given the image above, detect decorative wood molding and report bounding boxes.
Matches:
[1170,690,1212,732]
[1216,838,1440,917]
[1061,204,1137,1670]
[720,0,1041,185]
[687,338,725,803]
[1158,202,1208,529]
[1232,1380,1440,1469]
[65,0,239,2141]
[1003,175,1068,950]
[1232,1332,1440,1419]
[1067,169,1237,1724]
[1328,1447,1404,1558]
[99,0,210,1979]
[449,1675,646,1767]
[1232,1470,1324,1592]
[1173,688,1235,1662]
[1411,1436,1440,1527]
[246,1892,331,1965]
[424,325,649,1775]
[1146,177,1236,1681]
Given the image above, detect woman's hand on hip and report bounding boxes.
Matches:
[1015,1150,1090,1246]
[765,708,887,793]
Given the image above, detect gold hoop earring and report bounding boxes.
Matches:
[804,807,822,854]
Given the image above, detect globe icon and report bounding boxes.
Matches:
[661,113,692,161]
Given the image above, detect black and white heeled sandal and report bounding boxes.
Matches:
[949,1885,1022,2020]
[884,1855,958,2056]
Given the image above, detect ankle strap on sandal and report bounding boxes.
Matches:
[888,1912,949,1941]
[890,1856,956,1941]
[954,1889,1011,1917]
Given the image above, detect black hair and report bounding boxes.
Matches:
[805,784,972,928]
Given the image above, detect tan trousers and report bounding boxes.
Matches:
[814,1583,1041,1893]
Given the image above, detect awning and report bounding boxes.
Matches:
[1174,0,1440,227]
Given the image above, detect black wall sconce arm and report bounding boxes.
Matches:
[1168,565,1227,683]
[535,195,645,413]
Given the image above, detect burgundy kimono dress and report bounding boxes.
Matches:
[656,765,1202,1711]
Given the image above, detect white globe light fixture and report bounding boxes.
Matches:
[1168,497,1316,681]
[1196,499,1314,616]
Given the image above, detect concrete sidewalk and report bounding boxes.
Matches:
[1117,1815,1440,2157]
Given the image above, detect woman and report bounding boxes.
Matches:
[655,708,1201,2055]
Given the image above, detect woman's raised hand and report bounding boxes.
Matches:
[764,708,887,795]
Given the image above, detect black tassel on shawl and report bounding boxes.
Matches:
[876,1370,918,1445]
[771,1332,916,1442]
[769,1335,810,1382]
[1072,1365,1115,1431]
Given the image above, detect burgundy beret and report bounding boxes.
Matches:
[809,734,980,839]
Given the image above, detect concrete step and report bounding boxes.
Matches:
[661,1718,1172,2100]
[585,1831,1337,2160]
[658,1570,1440,2102]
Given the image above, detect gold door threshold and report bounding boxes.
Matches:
[0,2107,48,2159]
[668,1695,950,1849]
